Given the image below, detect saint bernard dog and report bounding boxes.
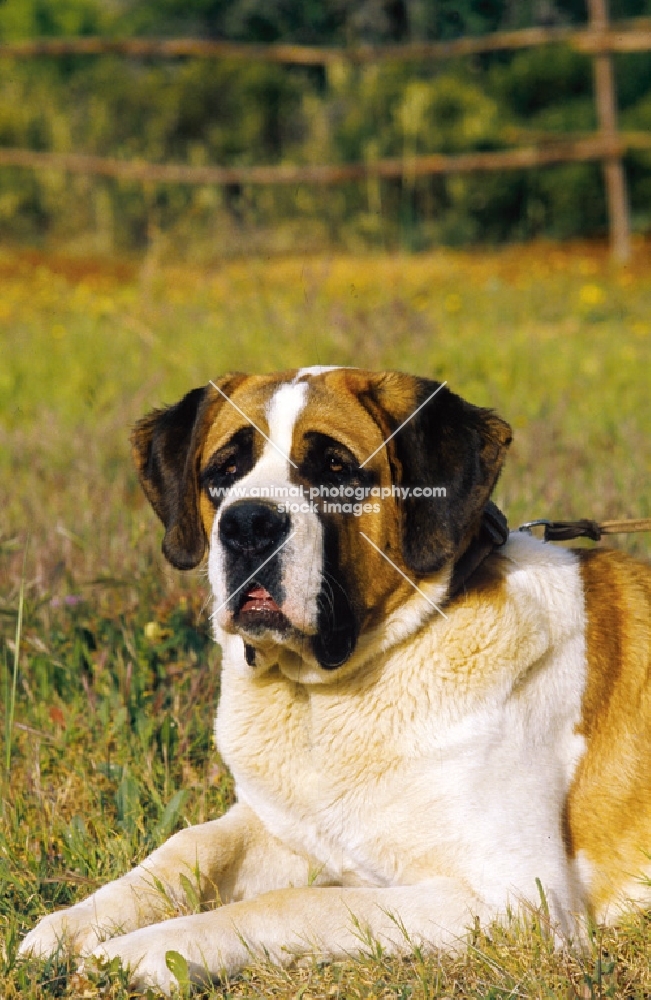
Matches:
[21,366,651,993]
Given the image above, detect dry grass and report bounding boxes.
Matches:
[0,238,650,998]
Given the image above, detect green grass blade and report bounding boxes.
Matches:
[5,539,27,776]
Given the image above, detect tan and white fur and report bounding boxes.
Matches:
[20,367,651,993]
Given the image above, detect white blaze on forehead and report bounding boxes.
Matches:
[264,381,309,467]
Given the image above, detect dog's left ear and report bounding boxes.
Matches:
[131,376,244,569]
[365,374,512,575]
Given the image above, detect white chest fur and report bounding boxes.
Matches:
[214,535,589,919]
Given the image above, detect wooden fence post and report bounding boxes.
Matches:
[587,0,631,262]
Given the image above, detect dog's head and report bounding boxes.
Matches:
[132,368,511,679]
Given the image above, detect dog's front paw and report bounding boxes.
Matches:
[19,903,104,960]
[89,926,210,996]
[90,936,170,994]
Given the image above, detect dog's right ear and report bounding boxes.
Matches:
[132,378,244,570]
[131,386,211,570]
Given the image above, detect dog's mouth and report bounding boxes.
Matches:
[235,584,290,634]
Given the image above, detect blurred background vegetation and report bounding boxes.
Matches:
[1,0,651,257]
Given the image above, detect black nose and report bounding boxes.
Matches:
[219,501,290,557]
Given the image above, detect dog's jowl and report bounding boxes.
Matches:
[20,368,651,994]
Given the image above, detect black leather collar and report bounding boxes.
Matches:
[448,500,509,599]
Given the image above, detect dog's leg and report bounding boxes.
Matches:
[88,880,490,993]
[19,803,310,959]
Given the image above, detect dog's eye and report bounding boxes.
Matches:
[322,450,357,481]
[211,457,240,482]
[201,427,255,502]
[300,432,375,491]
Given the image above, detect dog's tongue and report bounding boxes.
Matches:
[240,585,281,614]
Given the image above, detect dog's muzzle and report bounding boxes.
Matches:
[219,500,290,558]
[219,500,291,635]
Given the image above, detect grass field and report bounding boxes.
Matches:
[1,239,651,998]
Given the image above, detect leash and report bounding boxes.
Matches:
[517,517,651,542]
[449,508,651,599]
[448,502,651,599]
